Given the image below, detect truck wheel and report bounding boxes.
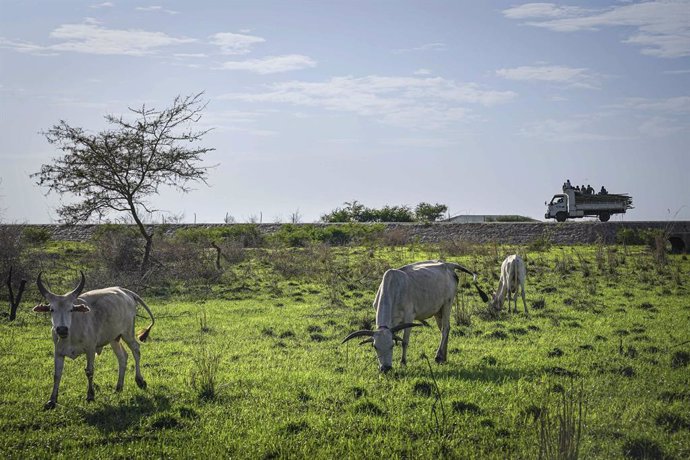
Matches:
[556,212,567,223]
[599,213,610,222]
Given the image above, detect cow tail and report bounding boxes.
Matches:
[124,289,155,342]
[449,262,489,302]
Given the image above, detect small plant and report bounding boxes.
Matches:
[189,340,223,401]
[453,291,472,327]
[535,380,586,460]
[421,354,447,436]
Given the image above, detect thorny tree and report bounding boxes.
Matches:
[33,93,214,274]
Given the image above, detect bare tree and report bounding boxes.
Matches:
[33,93,214,273]
[290,208,302,224]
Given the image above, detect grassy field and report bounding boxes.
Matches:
[1,241,689,459]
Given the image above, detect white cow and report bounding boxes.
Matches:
[33,272,155,409]
[491,254,527,314]
[342,260,487,372]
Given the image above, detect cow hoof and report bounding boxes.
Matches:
[135,376,147,389]
[86,395,95,402]
[115,386,123,393]
[435,356,446,364]
[44,400,56,410]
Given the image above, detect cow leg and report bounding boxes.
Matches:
[45,353,64,410]
[111,340,128,392]
[521,283,528,315]
[400,327,411,366]
[122,335,147,389]
[434,307,451,364]
[85,350,96,402]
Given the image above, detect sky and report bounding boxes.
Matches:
[1,0,689,224]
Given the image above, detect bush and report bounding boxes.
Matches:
[270,224,384,247]
[0,225,27,286]
[616,228,644,246]
[22,226,52,245]
[174,224,263,248]
[90,225,143,274]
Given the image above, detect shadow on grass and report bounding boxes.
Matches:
[81,393,171,433]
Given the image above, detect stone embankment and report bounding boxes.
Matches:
[4,221,689,251]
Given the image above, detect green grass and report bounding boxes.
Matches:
[1,244,689,459]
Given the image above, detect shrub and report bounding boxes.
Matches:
[22,226,52,245]
[270,223,384,247]
[90,225,142,274]
[0,225,26,284]
[174,224,263,248]
[616,228,644,246]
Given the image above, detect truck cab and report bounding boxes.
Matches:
[545,190,580,222]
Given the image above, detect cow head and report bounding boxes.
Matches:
[342,323,422,373]
[33,272,89,339]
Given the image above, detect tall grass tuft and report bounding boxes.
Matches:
[536,381,586,460]
[189,339,223,401]
[422,354,447,437]
[454,288,472,327]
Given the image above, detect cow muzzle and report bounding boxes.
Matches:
[55,326,69,338]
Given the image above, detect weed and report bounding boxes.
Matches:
[535,381,586,460]
[454,292,472,327]
[421,354,447,436]
[189,340,223,401]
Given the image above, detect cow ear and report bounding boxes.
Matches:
[72,304,90,313]
[33,304,51,313]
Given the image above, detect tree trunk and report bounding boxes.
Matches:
[128,201,154,276]
[211,241,223,270]
[140,234,154,275]
[7,267,27,321]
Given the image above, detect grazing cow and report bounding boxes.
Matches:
[342,260,488,372]
[32,272,155,409]
[491,254,527,314]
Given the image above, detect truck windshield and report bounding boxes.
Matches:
[550,195,565,205]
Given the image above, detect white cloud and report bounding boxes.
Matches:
[394,42,447,54]
[502,3,592,19]
[663,68,690,74]
[136,6,179,15]
[637,116,685,137]
[619,96,690,113]
[503,1,690,58]
[209,32,265,55]
[0,21,195,56]
[89,2,114,8]
[414,68,433,75]
[221,75,515,130]
[496,65,600,88]
[218,54,316,74]
[519,117,625,141]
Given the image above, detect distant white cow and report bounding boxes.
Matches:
[491,254,527,314]
[33,272,155,409]
[342,260,487,372]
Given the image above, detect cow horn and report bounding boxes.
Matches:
[36,272,54,300]
[390,322,424,333]
[359,338,374,346]
[342,330,375,344]
[67,271,86,299]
